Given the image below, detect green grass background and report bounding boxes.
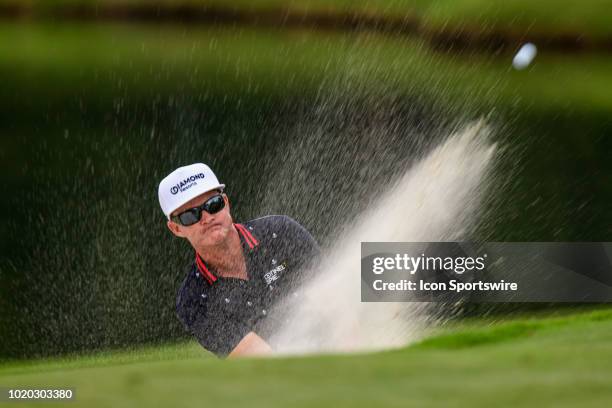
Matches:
[2,307,612,407]
[2,22,612,116]
[5,0,612,39]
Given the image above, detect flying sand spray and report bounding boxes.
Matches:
[270,120,497,355]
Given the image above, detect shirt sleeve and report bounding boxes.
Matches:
[189,310,251,358]
[279,216,321,279]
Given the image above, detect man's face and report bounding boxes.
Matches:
[166,190,234,250]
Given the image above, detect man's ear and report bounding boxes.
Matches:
[223,193,231,210]
[166,220,186,238]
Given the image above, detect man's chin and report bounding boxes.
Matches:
[201,226,226,245]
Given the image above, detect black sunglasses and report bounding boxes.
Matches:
[171,193,226,226]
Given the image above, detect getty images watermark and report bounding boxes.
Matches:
[361,242,612,302]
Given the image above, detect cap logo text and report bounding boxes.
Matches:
[170,173,206,195]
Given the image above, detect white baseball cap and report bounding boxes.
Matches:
[158,163,225,219]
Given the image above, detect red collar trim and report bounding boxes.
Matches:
[194,223,259,285]
[234,223,259,249]
[195,252,217,285]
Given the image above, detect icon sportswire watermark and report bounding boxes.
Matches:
[361,242,612,302]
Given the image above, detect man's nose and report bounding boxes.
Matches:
[199,209,214,225]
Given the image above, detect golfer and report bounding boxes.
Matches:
[158,163,320,358]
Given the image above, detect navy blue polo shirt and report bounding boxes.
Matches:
[175,215,320,357]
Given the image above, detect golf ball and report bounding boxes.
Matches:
[512,43,537,70]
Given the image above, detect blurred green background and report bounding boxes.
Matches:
[0,0,611,362]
